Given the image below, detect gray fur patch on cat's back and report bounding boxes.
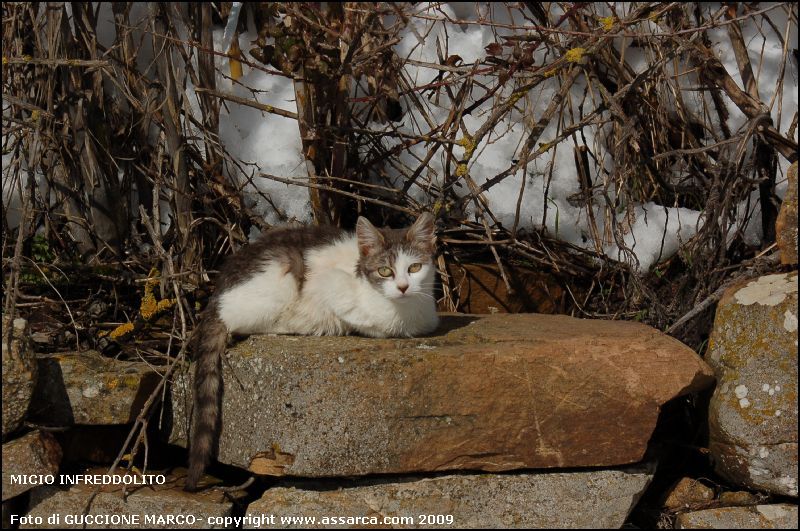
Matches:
[215,225,345,293]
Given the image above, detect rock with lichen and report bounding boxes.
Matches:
[675,504,798,529]
[661,477,715,511]
[706,272,798,497]
[28,351,161,426]
[2,430,61,501]
[23,468,234,529]
[2,316,37,440]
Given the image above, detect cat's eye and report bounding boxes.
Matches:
[378,266,393,277]
[408,263,422,273]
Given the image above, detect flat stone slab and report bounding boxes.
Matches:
[169,313,713,477]
[245,465,654,529]
[2,431,62,501]
[28,351,161,426]
[21,470,233,529]
[674,504,798,529]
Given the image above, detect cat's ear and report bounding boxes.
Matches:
[356,216,384,256]
[406,212,436,253]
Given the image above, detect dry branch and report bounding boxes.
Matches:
[2,1,797,377]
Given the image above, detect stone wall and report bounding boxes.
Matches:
[3,259,797,528]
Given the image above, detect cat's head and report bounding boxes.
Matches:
[355,212,436,300]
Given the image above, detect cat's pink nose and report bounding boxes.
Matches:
[398,284,408,293]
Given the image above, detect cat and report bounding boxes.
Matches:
[185,212,439,490]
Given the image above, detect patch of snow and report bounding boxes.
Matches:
[601,203,703,273]
[4,2,797,272]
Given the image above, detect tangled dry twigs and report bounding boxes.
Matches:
[2,2,797,362]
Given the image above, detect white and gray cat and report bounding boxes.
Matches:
[186,213,439,490]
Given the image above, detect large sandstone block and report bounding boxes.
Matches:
[776,162,797,265]
[28,351,161,425]
[169,313,713,477]
[245,465,654,529]
[706,272,798,497]
[2,316,37,439]
[2,431,62,501]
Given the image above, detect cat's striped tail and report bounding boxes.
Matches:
[185,310,227,491]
